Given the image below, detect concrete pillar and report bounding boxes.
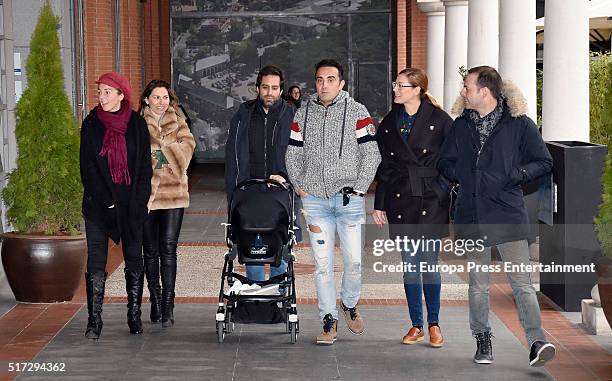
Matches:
[499,0,537,122]
[541,0,589,141]
[417,0,446,107]
[467,0,499,69]
[442,0,468,114]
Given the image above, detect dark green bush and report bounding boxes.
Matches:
[2,2,82,235]
[595,58,612,257]
[590,52,612,146]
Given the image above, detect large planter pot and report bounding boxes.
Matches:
[597,258,612,327]
[1,233,87,303]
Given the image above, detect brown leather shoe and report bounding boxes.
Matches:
[402,327,424,345]
[429,325,444,348]
[341,302,365,335]
[316,314,338,345]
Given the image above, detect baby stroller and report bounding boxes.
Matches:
[216,178,299,343]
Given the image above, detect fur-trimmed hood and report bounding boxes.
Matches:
[450,80,528,118]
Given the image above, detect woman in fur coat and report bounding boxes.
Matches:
[139,80,196,327]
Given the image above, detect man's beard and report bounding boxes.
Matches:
[260,96,280,108]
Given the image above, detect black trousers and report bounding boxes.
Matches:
[85,217,144,273]
[142,208,184,264]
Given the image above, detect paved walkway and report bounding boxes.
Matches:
[0,164,610,381]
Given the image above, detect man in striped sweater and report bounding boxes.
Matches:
[286,59,381,345]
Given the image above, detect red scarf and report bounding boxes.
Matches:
[96,100,132,185]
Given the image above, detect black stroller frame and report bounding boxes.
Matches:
[216,178,300,343]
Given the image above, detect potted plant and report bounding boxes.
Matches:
[0,2,85,303]
[594,57,612,326]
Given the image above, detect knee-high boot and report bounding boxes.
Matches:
[124,268,144,334]
[144,257,162,323]
[85,271,107,340]
[161,258,177,327]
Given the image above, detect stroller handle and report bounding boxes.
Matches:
[235,178,295,192]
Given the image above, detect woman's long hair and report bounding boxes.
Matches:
[138,79,180,113]
[397,68,442,110]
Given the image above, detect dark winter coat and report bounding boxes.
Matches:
[375,100,453,238]
[80,108,152,243]
[437,82,552,246]
[224,98,295,200]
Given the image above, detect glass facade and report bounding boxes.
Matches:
[171,0,392,162]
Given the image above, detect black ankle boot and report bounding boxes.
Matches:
[124,268,144,334]
[85,271,107,340]
[161,258,177,327]
[161,290,175,328]
[144,258,162,323]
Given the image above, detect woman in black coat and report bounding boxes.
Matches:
[80,72,152,340]
[374,68,452,348]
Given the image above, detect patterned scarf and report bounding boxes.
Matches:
[467,97,505,148]
[96,100,132,185]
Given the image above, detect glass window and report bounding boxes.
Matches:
[172,1,391,162]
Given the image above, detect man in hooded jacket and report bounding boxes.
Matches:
[438,66,556,367]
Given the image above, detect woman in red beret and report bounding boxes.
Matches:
[79,72,152,339]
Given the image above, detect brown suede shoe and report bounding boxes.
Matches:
[402,327,424,345]
[341,302,365,335]
[316,314,338,345]
[429,325,444,348]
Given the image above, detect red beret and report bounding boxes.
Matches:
[96,72,133,107]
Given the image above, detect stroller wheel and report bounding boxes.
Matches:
[290,322,298,344]
[217,321,225,343]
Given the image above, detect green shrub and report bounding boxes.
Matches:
[590,52,612,146]
[2,2,82,235]
[536,69,543,128]
[595,58,612,257]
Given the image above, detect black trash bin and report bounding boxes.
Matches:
[539,141,607,312]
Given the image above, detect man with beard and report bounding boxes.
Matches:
[437,65,555,366]
[225,65,296,283]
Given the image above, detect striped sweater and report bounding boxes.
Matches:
[286,90,381,198]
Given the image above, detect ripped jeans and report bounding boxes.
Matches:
[301,192,366,320]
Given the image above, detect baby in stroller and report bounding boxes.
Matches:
[216,178,300,343]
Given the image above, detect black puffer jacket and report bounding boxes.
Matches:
[437,82,552,246]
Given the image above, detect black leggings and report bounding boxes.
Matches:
[142,208,184,264]
[85,218,143,273]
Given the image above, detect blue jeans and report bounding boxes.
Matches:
[402,244,441,327]
[467,239,545,347]
[302,193,366,320]
[245,261,288,281]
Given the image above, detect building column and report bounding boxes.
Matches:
[467,0,498,69]
[541,0,590,141]
[417,0,446,107]
[442,0,468,114]
[499,0,537,122]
